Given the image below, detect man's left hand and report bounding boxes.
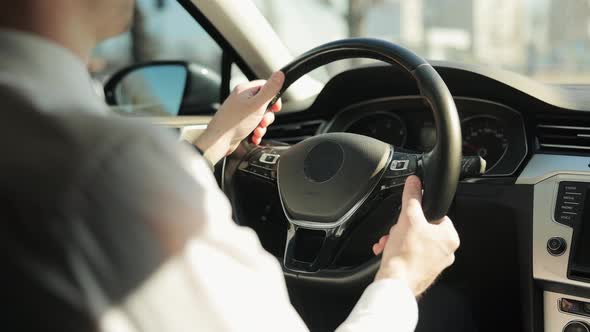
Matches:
[193,71,285,165]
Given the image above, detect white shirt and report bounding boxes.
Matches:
[0,29,418,332]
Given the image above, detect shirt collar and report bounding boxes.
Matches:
[0,29,107,114]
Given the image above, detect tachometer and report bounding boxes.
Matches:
[462,115,509,172]
[344,112,407,147]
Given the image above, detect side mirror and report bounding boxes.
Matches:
[104,61,221,116]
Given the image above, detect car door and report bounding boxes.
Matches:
[91,0,253,156]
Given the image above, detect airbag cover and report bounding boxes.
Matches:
[278,133,390,225]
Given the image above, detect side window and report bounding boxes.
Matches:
[91,0,233,116]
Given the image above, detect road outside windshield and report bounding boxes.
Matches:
[253,0,590,84]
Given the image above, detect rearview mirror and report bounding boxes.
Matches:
[104,61,221,116]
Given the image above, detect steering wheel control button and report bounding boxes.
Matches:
[260,153,280,164]
[547,237,567,256]
[390,160,409,171]
[386,154,417,178]
[241,166,276,181]
[238,149,280,181]
[380,176,407,191]
[564,321,590,332]
[303,142,344,183]
[555,182,587,227]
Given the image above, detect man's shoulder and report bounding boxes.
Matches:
[0,85,156,149]
[0,79,172,147]
[0,85,178,203]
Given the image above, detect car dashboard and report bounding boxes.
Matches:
[248,62,590,332]
[322,95,527,176]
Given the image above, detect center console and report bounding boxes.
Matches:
[518,155,590,331]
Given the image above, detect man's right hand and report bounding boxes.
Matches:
[373,175,460,296]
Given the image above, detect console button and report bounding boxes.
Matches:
[564,321,590,332]
[547,237,567,256]
[561,204,581,212]
[561,298,582,313]
[560,298,590,319]
[564,183,585,192]
[555,182,587,227]
[557,213,576,225]
[563,195,584,203]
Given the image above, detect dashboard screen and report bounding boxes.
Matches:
[570,191,590,279]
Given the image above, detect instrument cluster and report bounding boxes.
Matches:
[323,96,527,176]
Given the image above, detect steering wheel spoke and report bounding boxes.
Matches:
[284,224,345,273]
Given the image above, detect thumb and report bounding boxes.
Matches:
[401,175,425,221]
[253,71,285,107]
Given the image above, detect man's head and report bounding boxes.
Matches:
[87,0,136,41]
[0,0,135,60]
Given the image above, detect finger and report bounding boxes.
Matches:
[400,175,426,222]
[253,126,267,138]
[373,243,386,255]
[431,215,449,226]
[259,111,275,128]
[233,80,266,94]
[253,71,285,107]
[436,217,461,250]
[446,254,456,268]
[378,235,389,247]
[433,216,454,231]
[372,235,389,255]
[251,135,262,145]
[270,98,282,112]
[401,175,423,210]
[372,243,381,255]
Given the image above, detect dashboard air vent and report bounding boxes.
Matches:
[265,120,325,144]
[536,114,590,153]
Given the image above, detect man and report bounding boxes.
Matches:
[0,1,459,331]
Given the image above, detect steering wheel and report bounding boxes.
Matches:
[224,38,461,285]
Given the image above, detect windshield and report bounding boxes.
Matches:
[253,0,590,84]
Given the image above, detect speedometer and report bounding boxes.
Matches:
[462,115,509,172]
[344,112,407,147]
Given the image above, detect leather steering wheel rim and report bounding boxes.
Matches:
[270,38,462,220]
[225,38,462,284]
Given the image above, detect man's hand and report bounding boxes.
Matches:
[193,71,285,165]
[373,176,460,296]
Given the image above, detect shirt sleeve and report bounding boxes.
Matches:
[336,279,418,332]
[67,126,417,332]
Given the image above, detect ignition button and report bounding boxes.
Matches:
[547,237,567,256]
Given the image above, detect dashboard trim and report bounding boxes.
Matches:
[516,154,590,185]
[541,143,590,151]
[517,155,590,291]
[545,291,590,332]
[322,95,528,177]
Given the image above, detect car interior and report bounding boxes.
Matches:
[52,0,590,331]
